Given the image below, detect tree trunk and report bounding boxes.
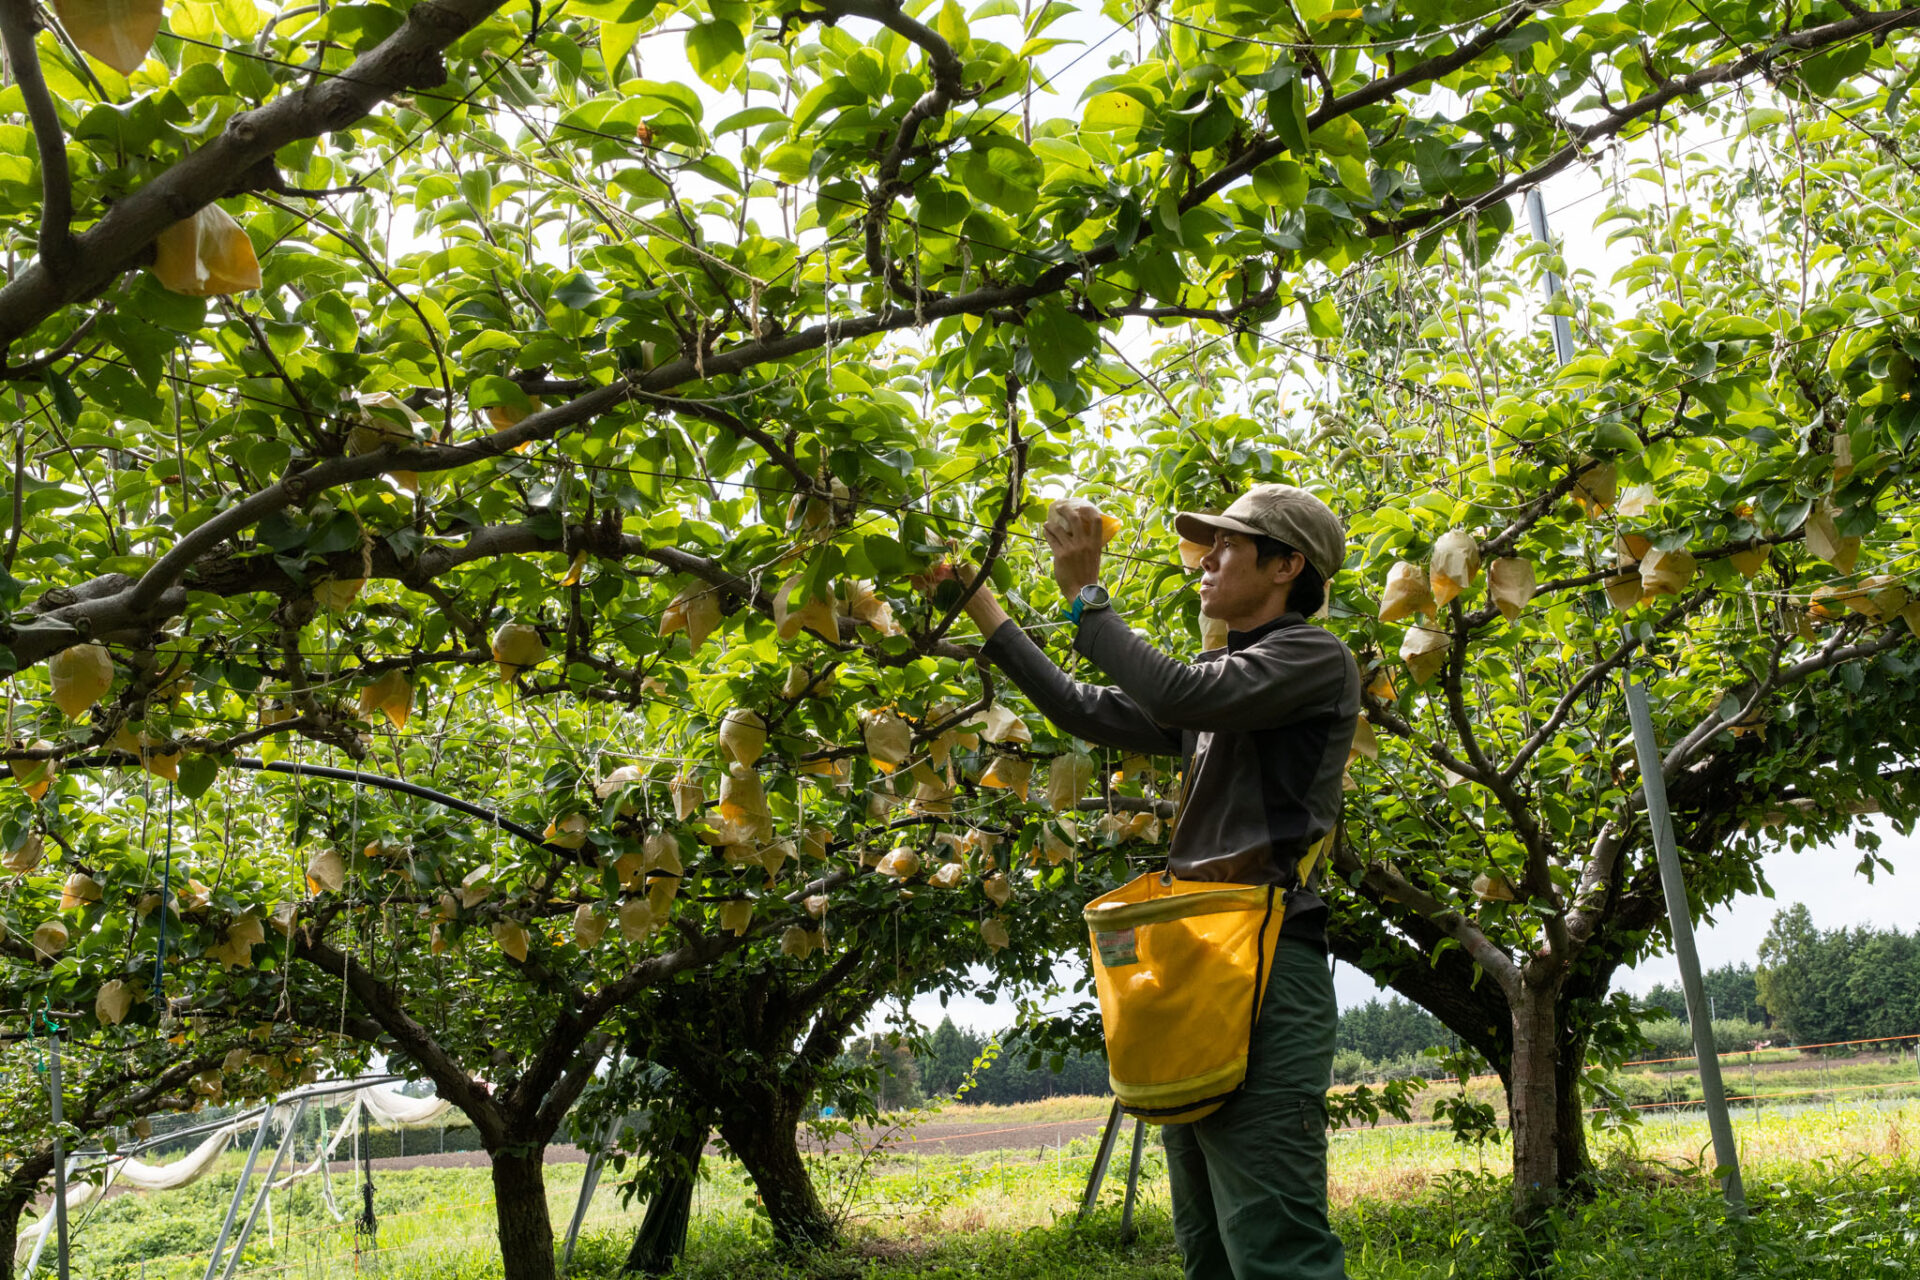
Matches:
[1508,985,1560,1215]
[717,1093,834,1246]
[625,1122,709,1275]
[489,1147,558,1280]
[0,1150,53,1280]
[1554,1027,1595,1193]
[0,1188,28,1280]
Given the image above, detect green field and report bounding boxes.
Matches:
[40,1094,1920,1279]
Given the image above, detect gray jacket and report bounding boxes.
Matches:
[980,609,1360,944]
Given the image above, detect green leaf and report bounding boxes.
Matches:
[42,368,82,426]
[1305,296,1341,339]
[844,48,889,99]
[553,273,604,310]
[1025,302,1099,382]
[1251,159,1308,209]
[686,21,745,90]
[1308,116,1367,159]
[933,0,968,48]
[1162,96,1234,155]
[600,19,642,79]
[957,137,1043,216]
[1266,78,1309,155]
[1081,90,1147,131]
[176,754,219,801]
[715,106,790,135]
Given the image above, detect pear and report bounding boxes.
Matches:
[718,708,768,767]
[544,813,591,850]
[490,623,547,678]
[48,643,114,718]
[10,744,55,802]
[1046,752,1094,814]
[151,204,260,297]
[862,709,913,773]
[718,899,754,936]
[96,979,134,1026]
[574,905,608,949]
[875,848,921,881]
[1429,531,1481,608]
[660,585,722,653]
[305,849,346,895]
[491,919,530,963]
[1488,559,1535,623]
[1399,626,1450,686]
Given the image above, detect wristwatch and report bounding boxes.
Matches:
[1067,583,1111,624]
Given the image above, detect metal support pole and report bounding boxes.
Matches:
[1626,682,1747,1212]
[1078,1098,1125,1217]
[218,1099,308,1280]
[561,1050,622,1276]
[1118,1118,1147,1242]
[202,1102,276,1280]
[1524,188,1576,366]
[561,1148,605,1276]
[1532,190,1745,1214]
[46,1029,70,1280]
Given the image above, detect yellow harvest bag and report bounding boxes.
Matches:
[1083,838,1325,1125]
[1083,876,1283,1123]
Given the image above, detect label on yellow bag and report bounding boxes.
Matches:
[1094,928,1138,968]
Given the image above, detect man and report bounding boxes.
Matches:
[956,484,1357,1280]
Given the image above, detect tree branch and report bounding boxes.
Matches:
[0,0,507,354]
[291,930,507,1144]
[0,0,76,273]
[1327,830,1521,1000]
[815,0,968,307]
[1379,7,1920,237]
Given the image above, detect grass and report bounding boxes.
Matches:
[44,1099,1920,1278]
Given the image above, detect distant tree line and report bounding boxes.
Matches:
[853,998,1469,1110]
[844,1021,1109,1110]
[1336,996,1459,1061]
[1639,963,1768,1027]
[1754,905,1920,1047]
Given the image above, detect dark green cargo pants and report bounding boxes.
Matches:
[1162,935,1346,1280]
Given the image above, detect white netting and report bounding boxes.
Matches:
[16,1081,451,1262]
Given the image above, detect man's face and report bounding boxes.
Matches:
[1198,531,1298,622]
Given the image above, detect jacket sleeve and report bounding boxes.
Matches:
[978,621,1183,755]
[1072,609,1350,731]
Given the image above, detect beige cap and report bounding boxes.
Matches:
[1174,484,1346,581]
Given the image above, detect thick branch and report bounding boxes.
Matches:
[0,0,505,353]
[1327,831,1521,1000]
[1182,2,1547,214]
[1381,8,1920,236]
[291,931,508,1143]
[0,0,75,272]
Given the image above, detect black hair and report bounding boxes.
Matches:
[1250,535,1326,617]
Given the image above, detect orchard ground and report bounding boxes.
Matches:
[51,1086,1920,1279]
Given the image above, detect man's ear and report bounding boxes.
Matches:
[1267,552,1305,587]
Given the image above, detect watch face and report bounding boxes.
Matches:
[1081,585,1110,608]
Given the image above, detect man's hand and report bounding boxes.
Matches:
[1045,505,1104,600]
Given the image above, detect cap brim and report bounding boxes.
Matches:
[1174,512,1264,544]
